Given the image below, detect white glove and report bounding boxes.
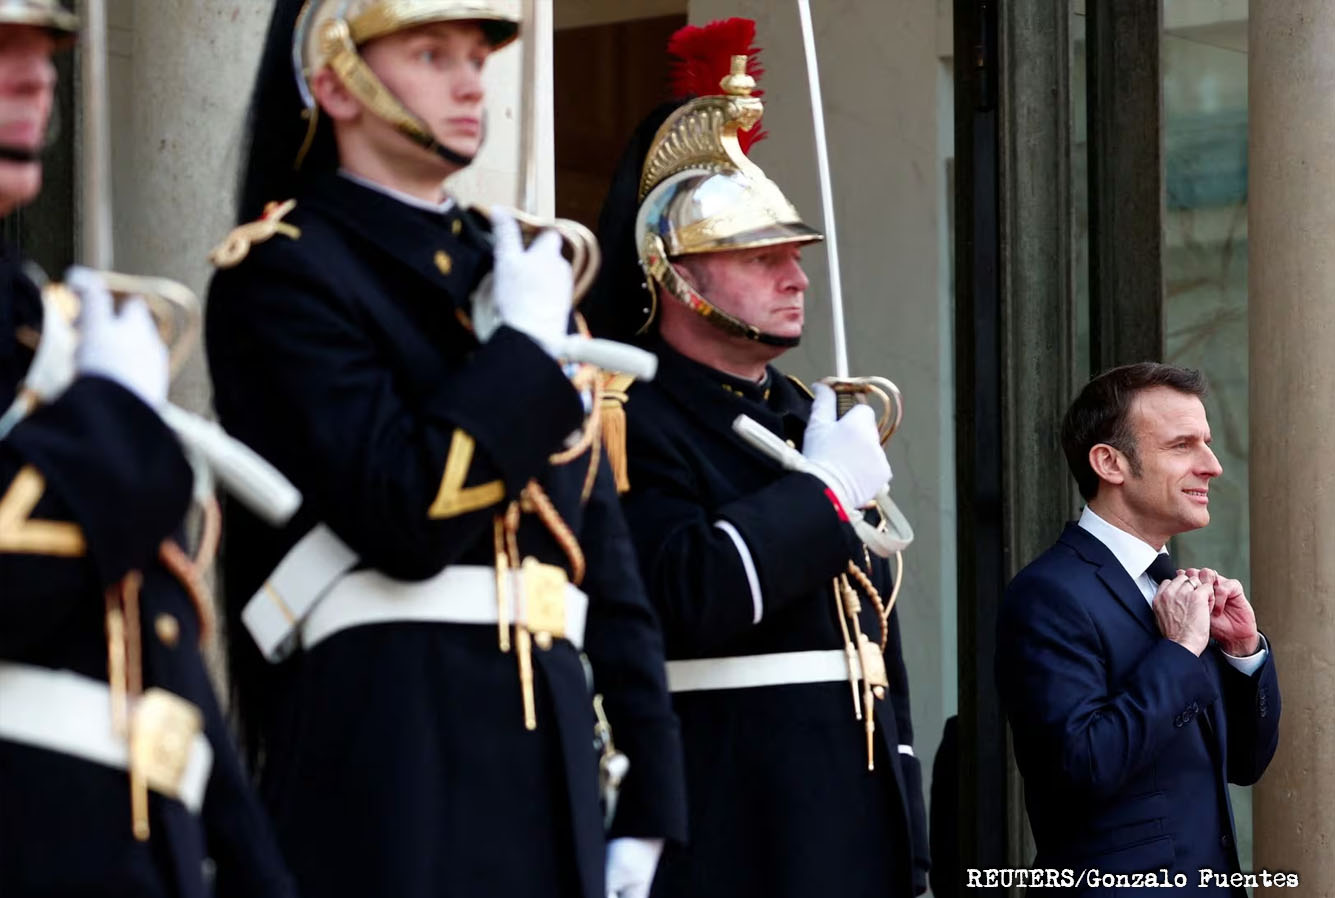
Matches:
[70,266,168,409]
[490,206,573,357]
[605,837,663,898]
[801,382,891,512]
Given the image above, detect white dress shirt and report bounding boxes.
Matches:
[1078,506,1267,675]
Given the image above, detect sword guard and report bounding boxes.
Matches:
[817,376,903,445]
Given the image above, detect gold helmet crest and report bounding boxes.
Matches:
[634,55,822,346]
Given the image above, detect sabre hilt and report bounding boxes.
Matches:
[474,206,603,304]
[731,371,914,557]
[820,376,904,445]
[3,270,302,527]
[731,414,911,557]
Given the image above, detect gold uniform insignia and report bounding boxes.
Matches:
[427,429,506,519]
[209,199,302,269]
[0,466,86,557]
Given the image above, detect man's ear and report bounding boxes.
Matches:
[310,67,360,123]
[670,259,700,292]
[1089,443,1127,486]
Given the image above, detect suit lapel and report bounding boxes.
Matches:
[1062,525,1233,765]
[1060,524,1161,636]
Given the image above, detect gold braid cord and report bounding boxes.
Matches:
[844,559,889,653]
[105,571,150,841]
[158,540,216,650]
[492,508,514,653]
[520,480,585,586]
[193,495,222,574]
[549,364,603,467]
[836,573,878,770]
[490,479,591,732]
[549,313,606,484]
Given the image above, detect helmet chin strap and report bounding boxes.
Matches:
[0,145,40,163]
[641,233,801,349]
[320,18,482,170]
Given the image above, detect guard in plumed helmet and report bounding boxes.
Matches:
[0,3,295,897]
[586,19,929,898]
[205,2,686,897]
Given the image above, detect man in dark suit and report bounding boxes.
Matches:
[997,362,1279,893]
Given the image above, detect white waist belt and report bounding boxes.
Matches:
[244,524,361,662]
[0,663,212,812]
[666,649,860,693]
[303,565,589,651]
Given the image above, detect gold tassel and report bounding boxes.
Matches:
[600,373,636,494]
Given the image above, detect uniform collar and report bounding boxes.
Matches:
[337,169,456,215]
[650,338,809,448]
[302,172,491,303]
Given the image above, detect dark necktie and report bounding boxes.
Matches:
[1146,553,1178,585]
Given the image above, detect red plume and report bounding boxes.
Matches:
[666,17,767,153]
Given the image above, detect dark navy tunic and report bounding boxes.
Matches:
[619,341,930,898]
[0,245,295,898]
[205,173,687,898]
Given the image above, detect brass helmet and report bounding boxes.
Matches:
[0,0,77,34]
[293,0,518,166]
[634,55,822,347]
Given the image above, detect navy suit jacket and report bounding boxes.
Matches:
[997,524,1280,893]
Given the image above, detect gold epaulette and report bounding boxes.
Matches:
[209,199,301,269]
[785,373,814,399]
[599,373,637,494]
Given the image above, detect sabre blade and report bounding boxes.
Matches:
[80,0,113,269]
[518,0,555,216]
[796,0,849,378]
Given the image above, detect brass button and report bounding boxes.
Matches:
[434,250,453,275]
[155,613,180,647]
[785,439,797,448]
[451,219,463,235]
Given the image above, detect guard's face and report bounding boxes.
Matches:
[0,24,57,213]
[1119,386,1222,540]
[359,21,489,169]
[679,243,810,341]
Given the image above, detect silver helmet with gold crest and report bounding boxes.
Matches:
[292,0,518,166]
[633,18,822,347]
[0,0,76,33]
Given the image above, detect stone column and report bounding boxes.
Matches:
[110,1,271,415]
[1249,3,1335,892]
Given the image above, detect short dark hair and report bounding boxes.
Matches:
[1061,363,1209,501]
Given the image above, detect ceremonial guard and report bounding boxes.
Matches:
[586,20,930,897]
[0,3,294,896]
[205,2,685,897]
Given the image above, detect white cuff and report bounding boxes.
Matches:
[897,744,915,758]
[1221,633,1269,677]
[714,520,763,624]
[605,837,664,898]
